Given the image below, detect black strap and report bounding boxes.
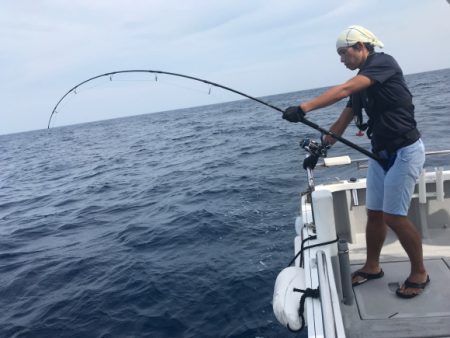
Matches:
[351,92,370,133]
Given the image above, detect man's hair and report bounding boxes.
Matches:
[351,42,375,53]
[363,43,375,53]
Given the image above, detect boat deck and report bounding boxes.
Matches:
[344,227,450,338]
[293,163,450,337]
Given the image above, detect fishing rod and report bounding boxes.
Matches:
[48,69,380,162]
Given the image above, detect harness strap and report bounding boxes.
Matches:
[377,151,397,172]
[375,129,420,171]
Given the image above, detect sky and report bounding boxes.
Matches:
[1,0,449,135]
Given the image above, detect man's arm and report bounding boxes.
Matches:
[324,107,354,145]
[301,75,373,113]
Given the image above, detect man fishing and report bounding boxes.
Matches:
[282,25,429,298]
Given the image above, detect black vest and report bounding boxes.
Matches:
[350,53,420,153]
[352,90,420,153]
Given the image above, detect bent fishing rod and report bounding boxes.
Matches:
[48,69,380,162]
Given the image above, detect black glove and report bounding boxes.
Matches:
[303,154,319,170]
[282,105,305,123]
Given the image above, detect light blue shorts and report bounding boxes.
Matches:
[366,139,425,216]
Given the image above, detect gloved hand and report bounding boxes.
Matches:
[282,105,305,123]
[303,154,319,170]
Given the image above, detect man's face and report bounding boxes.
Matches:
[337,45,362,71]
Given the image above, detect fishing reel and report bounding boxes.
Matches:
[300,138,330,158]
[299,137,330,170]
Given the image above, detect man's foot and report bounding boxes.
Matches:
[351,269,384,287]
[396,275,430,298]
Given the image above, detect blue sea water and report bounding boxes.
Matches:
[1,68,449,338]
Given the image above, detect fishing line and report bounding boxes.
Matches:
[152,77,214,96]
[49,79,121,120]
[48,69,380,161]
[104,76,212,96]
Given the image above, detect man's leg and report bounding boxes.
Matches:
[351,209,387,284]
[366,210,387,269]
[384,213,428,296]
[382,140,427,296]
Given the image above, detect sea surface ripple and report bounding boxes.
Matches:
[0,68,449,337]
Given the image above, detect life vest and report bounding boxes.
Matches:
[351,90,420,153]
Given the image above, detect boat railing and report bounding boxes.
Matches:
[316,250,346,338]
[316,149,450,170]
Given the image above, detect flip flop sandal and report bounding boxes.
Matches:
[352,269,384,287]
[396,275,430,299]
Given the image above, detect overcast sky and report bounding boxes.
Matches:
[1,0,449,135]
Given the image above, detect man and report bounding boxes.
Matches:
[282,25,429,298]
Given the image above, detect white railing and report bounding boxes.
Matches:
[317,149,450,169]
[316,250,346,338]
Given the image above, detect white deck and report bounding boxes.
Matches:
[308,167,450,337]
[345,228,450,338]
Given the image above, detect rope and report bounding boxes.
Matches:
[287,235,316,268]
[285,235,339,332]
[287,287,320,333]
[287,236,338,268]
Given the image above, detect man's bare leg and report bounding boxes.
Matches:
[384,212,428,297]
[352,210,386,284]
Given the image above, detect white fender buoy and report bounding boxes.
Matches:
[273,266,306,331]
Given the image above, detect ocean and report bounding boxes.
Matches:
[1,68,449,338]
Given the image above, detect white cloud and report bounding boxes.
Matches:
[1,0,449,134]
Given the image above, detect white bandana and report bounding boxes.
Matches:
[336,25,384,50]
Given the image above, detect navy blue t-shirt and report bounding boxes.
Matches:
[347,52,418,152]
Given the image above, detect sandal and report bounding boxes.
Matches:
[396,275,430,299]
[352,269,384,287]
